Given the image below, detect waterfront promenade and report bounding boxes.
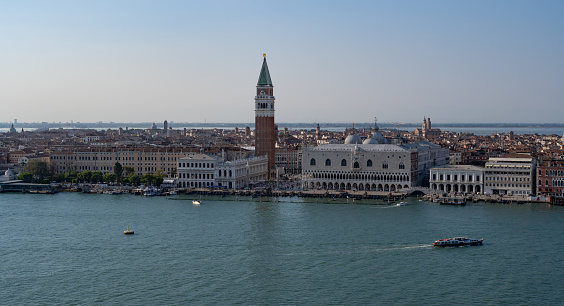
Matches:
[41,183,550,204]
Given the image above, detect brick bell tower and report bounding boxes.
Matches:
[255,53,276,175]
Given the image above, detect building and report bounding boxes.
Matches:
[301,132,449,191]
[176,153,268,189]
[484,154,536,196]
[414,117,441,139]
[429,165,484,194]
[275,147,302,175]
[254,54,276,174]
[537,157,564,201]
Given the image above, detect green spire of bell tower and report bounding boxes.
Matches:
[257,53,273,86]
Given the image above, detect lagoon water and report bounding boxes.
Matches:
[1,193,563,305]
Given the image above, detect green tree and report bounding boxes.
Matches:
[24,159,49,181]
[141,173,155,185]
[17,172,33,183]
[128,174,140,185]
[124,166,135,177]
[114,162,123,182]
[54,173,66,182]
[77,170,92,183]
[91,171,103,183]
[104,173,116,183]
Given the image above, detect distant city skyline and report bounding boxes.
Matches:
[2,1,563,124]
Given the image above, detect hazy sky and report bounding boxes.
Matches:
[1,1,563,124]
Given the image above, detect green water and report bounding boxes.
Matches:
[1,193,562,304]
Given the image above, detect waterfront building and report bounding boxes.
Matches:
[275,147,302,175]
[429,165,484,194]
[254,54,276,174]
[484,154,536,196]
[302,128,449,191]
[50,148,187,176]
[176,153,268,189]
[537,157,564,201]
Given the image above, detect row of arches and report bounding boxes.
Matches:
[304,171,410,182]
[431,183,482,194]
[310,158,404,169]
[305,181,410,191]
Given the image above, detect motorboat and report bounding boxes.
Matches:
[192,200,202,205]
[433,237,483,247]
[395,201,407,206]
[439,197,467,206]
[124,225,134,235]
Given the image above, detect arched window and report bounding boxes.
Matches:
[353,161,360,168]
[382,163,388,169]
[341,159,347,167]
[325,159,331,166]
[367,159,373,167]
[399,163,405,170]
[310,158,316,166]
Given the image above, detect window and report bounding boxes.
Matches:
[382,163,388,169]
[310,158,316,166]
[325,159,331,166]
[399,163,405,170]
[367,159,373,167]
[353,161,360,168]
[341,159,347,167]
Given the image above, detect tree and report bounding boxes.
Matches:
[141,173,155,185]
[90,171,103,183]
[49,162,57,180]
[17,173,33,183]
[104,173,116,183]
[77,170,92,183]
[124,166,135,177]
[114,162,123,182]
[128,174,140,185]
[24,159,49,181]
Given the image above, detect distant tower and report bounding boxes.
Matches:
[254,53,276,173]
[163,120,168,134]
[316,123,321,140]
[427,117,431,130]
[423,117,427,130]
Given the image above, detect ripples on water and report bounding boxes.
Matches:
[1,193,563,304]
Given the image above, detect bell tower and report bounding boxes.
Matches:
[254,54,276,174]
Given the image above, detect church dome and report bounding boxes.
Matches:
[344,134,362,144]
[363,137,379,144]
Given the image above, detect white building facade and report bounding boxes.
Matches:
[484,155,536,196]
[302,141,449,191]
[429,165,484,194]
[177,153,268,189]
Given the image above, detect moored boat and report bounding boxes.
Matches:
[192,200,201,205]
[439,197,467,206]
[433,237,483,247]
[124,224,134,235]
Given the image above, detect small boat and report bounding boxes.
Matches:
[433,237,483,247]
[192,200,201,205]
[395,201,407,206]
[124,225,134,235]
[439,197,467,206]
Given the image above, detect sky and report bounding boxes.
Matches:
[1,1,563,124]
